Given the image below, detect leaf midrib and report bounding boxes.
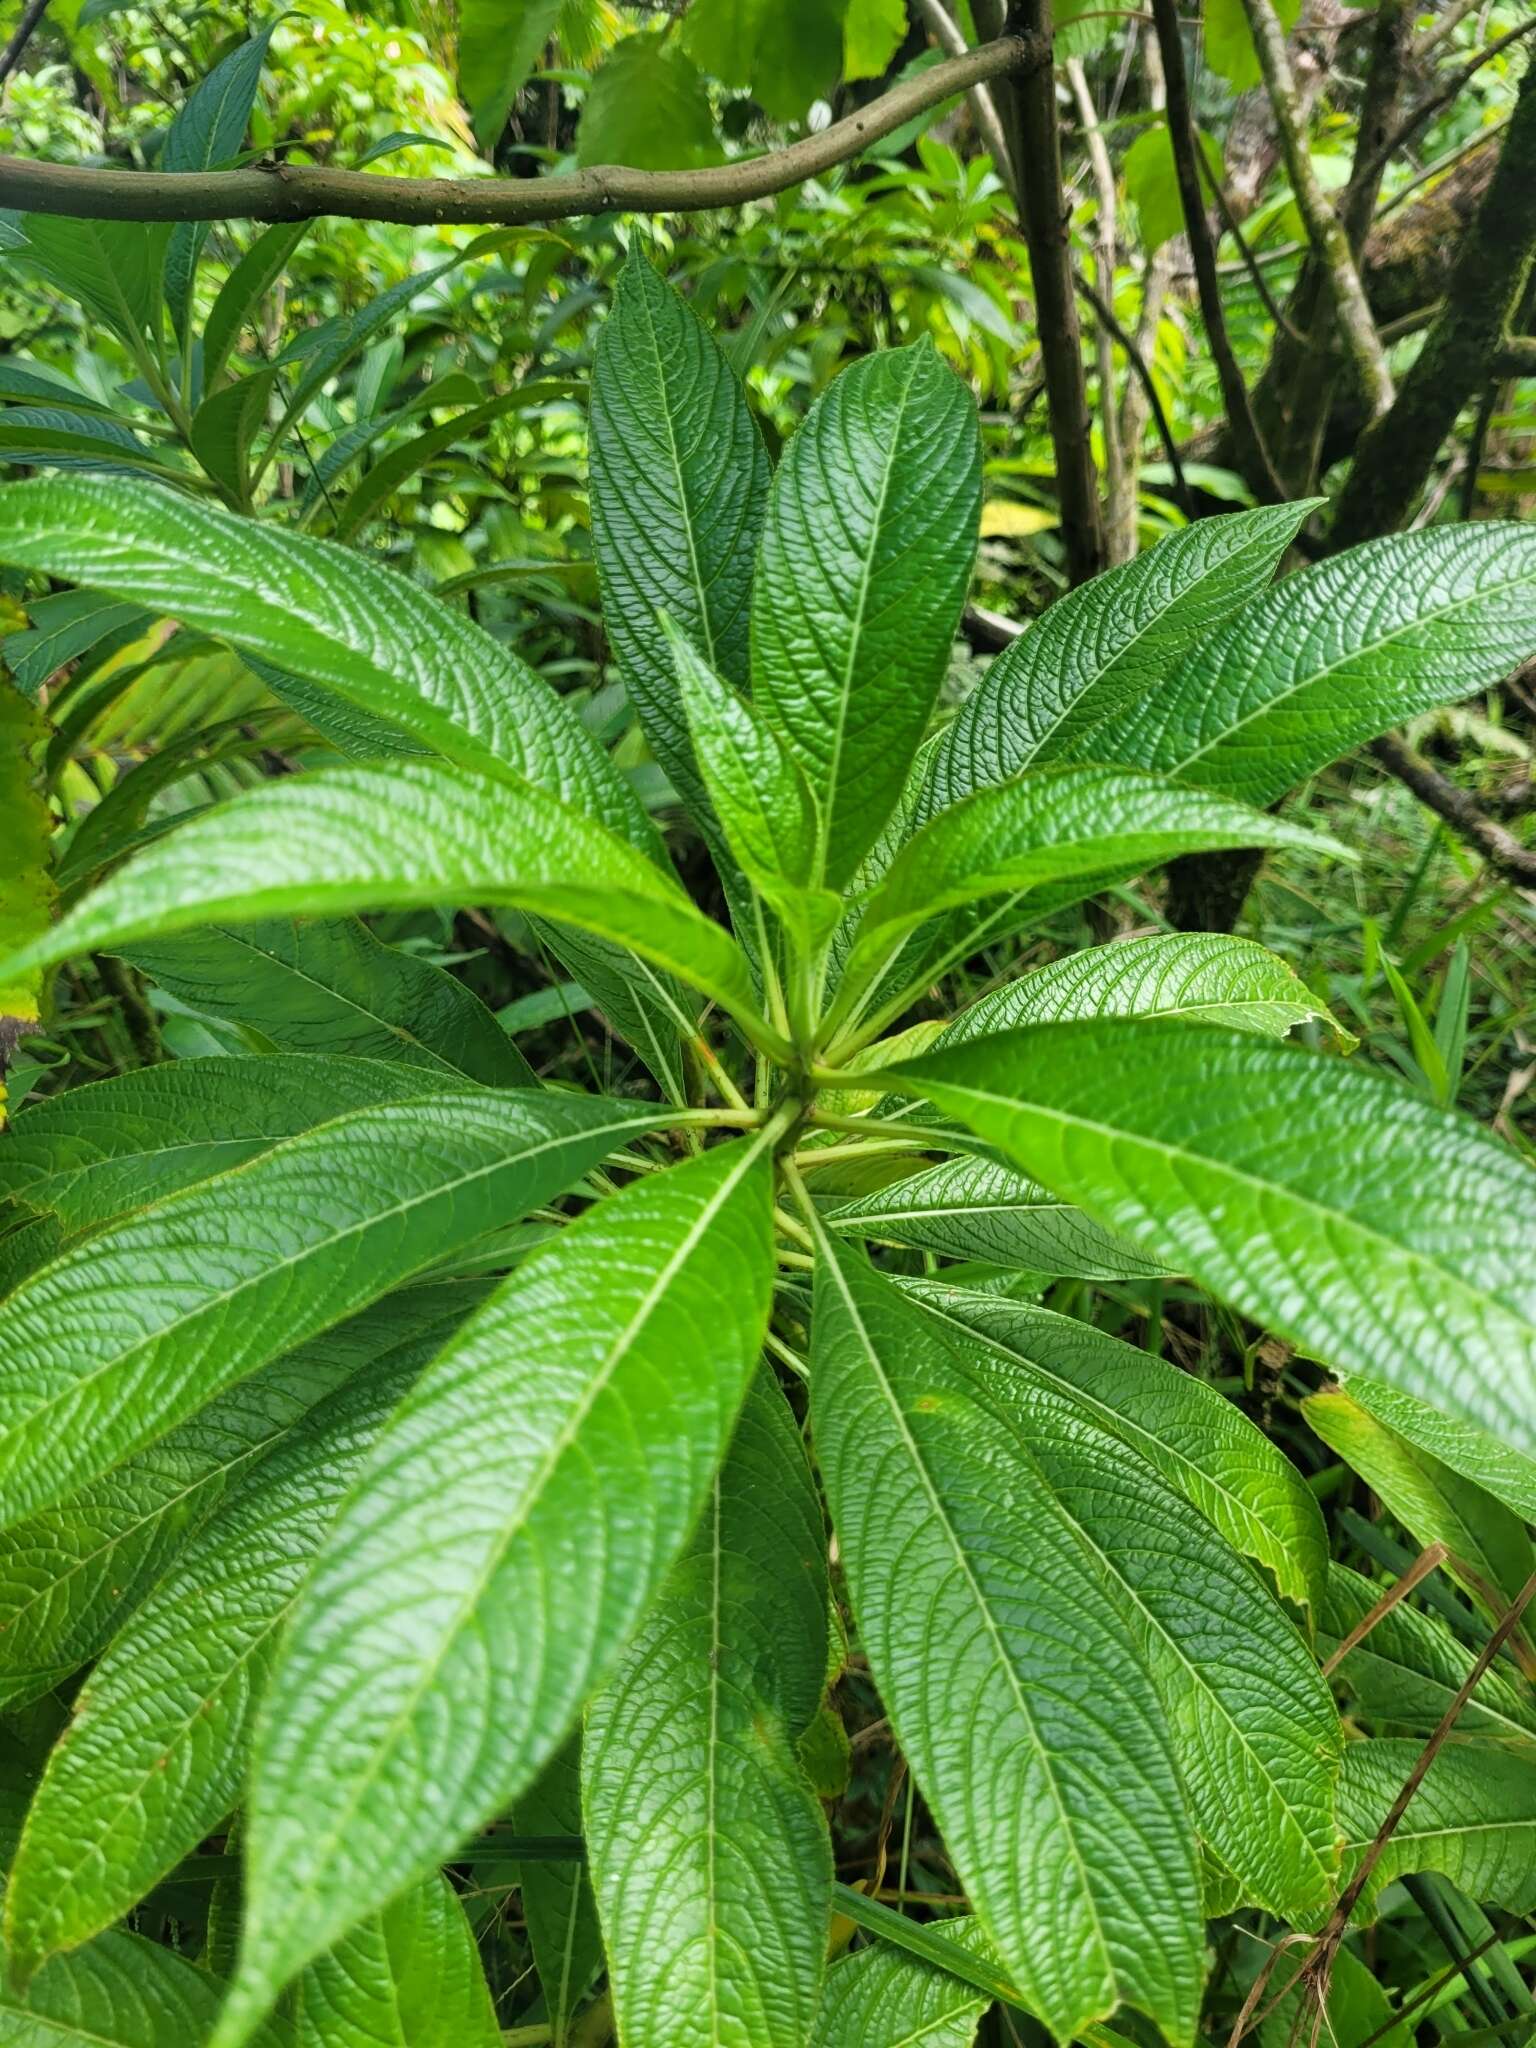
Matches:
[246,1126,773,1985]
[812,1223,1116,2010]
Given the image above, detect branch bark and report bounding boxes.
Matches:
[0,39,1029,225]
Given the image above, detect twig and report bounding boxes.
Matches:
[1071,263,1195,521]
[1067,55,1130,545]
[1370,733,1536,887]
[0,40,1031,224]
[913,0,1017,187]
[1320,1542,1450,1676]
[1361,18,1536,194]
[1197,147,1305,343]
[1149,0,1290,505]
[0,0,50,86]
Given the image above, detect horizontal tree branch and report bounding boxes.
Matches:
[1369,732,1536,886]
[0,38,1036,226]
[1491,336,1536,379]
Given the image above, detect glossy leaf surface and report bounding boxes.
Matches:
[290,1877,501,2048]
[1337,1741,1536,1919]
[214,1134,775,2045]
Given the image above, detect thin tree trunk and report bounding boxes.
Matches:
[1067,56,1130,560]
[1330,52,1536,548]
[999,0,1106,583]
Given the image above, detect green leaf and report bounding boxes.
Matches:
[2,589,147,701]
[924,504,1308,811]
[0,1291,476,1711]
[0,475,651,837]
[0,1930,285,2048]
[1123,126,1223,255]
[1305,1388,1534,1620]
[577,35,718,171]
[202,222,310,392]
[943,932,1348,1045]
[970,1349,1341,1922]
[211,1133,776,2047]
[752,342,981,889]
[513,1740,604,2046]
[884,1021,1536,1459]
[1337,1741,1536,1920]
[0,1053,466,1233]
[843,0,907,79]
[14,216,166,351]
[0,1088,661,1527]
[160,25,274,174]
[811,1916,994,2048]
[122,921,535,1087]
[809,1237,1205,2047]
[188,368,277,503]
[843,765,1342,988]
[1082,523,1536,806]
[458,0,561,153]
[0,418,180,475]
[1320,1563,1536,1749]
[1339,1376,1536,1527]
[669,625,841,945]
[902,1287,1330,1616]
[4,1320,444,1977]
[159,24,277,331]
[585,1372,832,2047]
[589,251,770,823]
[831,1155,1176,1279]
[1205,0,1301,91]
[290,1876,501,2048]
[0,682,52,1113]
[0,759,761,1041]
[330,390,544,544]
[682,0,844,121]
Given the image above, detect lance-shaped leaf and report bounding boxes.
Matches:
[0,475,652,842]
[0,758,761,1040]
[211,1134,776,2048]
[1080,522,1536,805]
[883,1021,1536,1458]
[585,1373,832,2048]
[957,1343,1342,1922]
[670,624,841,946]
[0,1054,462,1233]
[903,1287,1329,1615]
[1304,1389,1534,1622]
[513,1740,604,2046]
[923,503,1311,812]
[1320,1563,1536,1749]
[1337,1741,1536,1920]
[0,1930,286,2048]
[811,1916,995,2048]
[4,1320,449,1980]
[944,932,1345,1043]
[0,1089,661,1528]
[0,1290,478,1710]
[831,1155,1175,1280]
[122,920,535,1085]
[841,767,1343,991]
[460,0,560,151]
[289,1877,502,2048]
[752,342,981,889]
[590,251,770,822]
[1338,1375,1536,1527]
[810,1236,1205,2047]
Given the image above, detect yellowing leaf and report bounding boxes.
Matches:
[979,500,1058,538]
